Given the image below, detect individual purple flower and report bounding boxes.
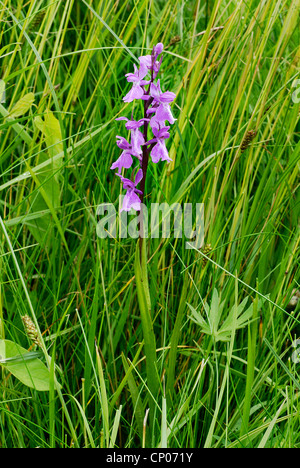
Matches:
[116,117,149,158]
[117,169,143,212]
[110,151,133,174]
[111,135,137,173]
[146,126,172,163]
[123,64,150,103]
[148,80,176,126]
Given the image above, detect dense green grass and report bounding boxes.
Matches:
[0,0,299,448]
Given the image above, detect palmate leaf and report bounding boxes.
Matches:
[188,289,262,342]
[0,339,52,391]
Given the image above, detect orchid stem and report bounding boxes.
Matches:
[134,241,159,437]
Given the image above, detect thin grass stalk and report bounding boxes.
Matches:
[239,283,260,441]
[166,271,188,407]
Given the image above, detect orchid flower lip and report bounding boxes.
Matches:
[110,151,133,173]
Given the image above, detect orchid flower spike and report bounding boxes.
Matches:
[110,42,176,212]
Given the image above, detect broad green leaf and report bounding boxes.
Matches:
[27,111,63,246]
[34,111,63,162]
[0,339,51,391]
[9,92,35,118]
[26,152,61,247]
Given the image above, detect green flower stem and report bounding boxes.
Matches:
[134,240,159,434]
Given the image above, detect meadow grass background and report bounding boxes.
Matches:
[0,0,299,448]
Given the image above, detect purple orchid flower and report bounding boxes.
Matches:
[123,64,150,103]
[116,117,150,158]
[111,135,138,173]
[148,80,176,126]
[117,169,143,212]
[146,126,172,163]
[110,151,133,174]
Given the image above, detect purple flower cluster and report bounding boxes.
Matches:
[110,43,176,212]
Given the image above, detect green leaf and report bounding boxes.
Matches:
[134,242,159,429]
[210,288,222,335]
[188,289,263,342]
[0,339,51,391]
[187,303,210,333]
[27,111,63,246]
[8,92,35,118]
[34,111,63,162]
[0,79,5,103]
[121,353,145,445]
